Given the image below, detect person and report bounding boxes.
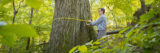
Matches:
[87,8,107,39]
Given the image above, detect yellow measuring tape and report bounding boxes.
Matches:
[53,17,89,22]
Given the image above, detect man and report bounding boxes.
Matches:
[87,8,107,39]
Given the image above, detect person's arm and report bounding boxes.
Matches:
[90,16,104,26]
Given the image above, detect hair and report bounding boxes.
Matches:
[99,8,105,14]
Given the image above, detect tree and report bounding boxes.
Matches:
[132,0,151,26]
[47,0,97,53]
[12,0,24,24]
[26,8,34,50]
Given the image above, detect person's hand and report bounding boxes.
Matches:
[88,20,92,23]
[96,31,98,35]
[86,23,91,26]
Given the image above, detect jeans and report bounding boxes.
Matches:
[97,30,106,39]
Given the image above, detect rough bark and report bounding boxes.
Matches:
[48,0,96,53]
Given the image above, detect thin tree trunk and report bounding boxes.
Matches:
[26,8,34,50]
[26,38,30,50]
[12,0,24,24]
[8,0,16,52]
[48,0,96,53]
[12,0,16,24]
[9,0,23,52]
[8,48,12,53]
[29,8,33,24]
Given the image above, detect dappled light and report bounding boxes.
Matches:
[0,0,160,53]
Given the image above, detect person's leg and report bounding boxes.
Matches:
[97,30,106,39]
[97,30,101,39]
[97,30,106,46]
[101,30,106,44]
[101,30,106,37]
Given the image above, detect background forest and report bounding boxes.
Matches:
[0,0,160,53]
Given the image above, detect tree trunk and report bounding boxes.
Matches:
[48,0,96,53]
[12,0,24,24]
[12,0,17,24]
[26,8,33,50]
[130,0,152,26]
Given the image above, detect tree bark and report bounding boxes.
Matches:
[48,0,96,53]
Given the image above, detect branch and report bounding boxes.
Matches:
[12,0,16,12]
[13,0,24,13]
[12,0,24,24]
[17,0,24,11]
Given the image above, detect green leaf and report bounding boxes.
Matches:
[25,0,42,9]
[69,45,79,53]
[126,28,135,39]
[78,45,88,53]
[119,27,131,34]
[85,40,93,45]
[0,24,37,47]
[0,0,12,6]
[93,41,101,45]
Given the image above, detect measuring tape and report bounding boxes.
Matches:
[53,17,89,22]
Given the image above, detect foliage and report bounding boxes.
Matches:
[0,24,37,47]
[0,0,53,52]
[25,0,43,9]
[70,0,160,53]
[0,0,160,53]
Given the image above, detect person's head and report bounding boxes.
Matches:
[98,8,105,15]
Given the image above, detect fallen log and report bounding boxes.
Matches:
[106,30,120,35]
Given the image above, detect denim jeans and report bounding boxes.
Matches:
[97,30,106,39]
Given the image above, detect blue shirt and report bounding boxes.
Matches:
[90,14,107,30]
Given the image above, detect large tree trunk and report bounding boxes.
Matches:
[48,0,96,53]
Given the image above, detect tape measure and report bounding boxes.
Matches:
[53,17,89,22]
